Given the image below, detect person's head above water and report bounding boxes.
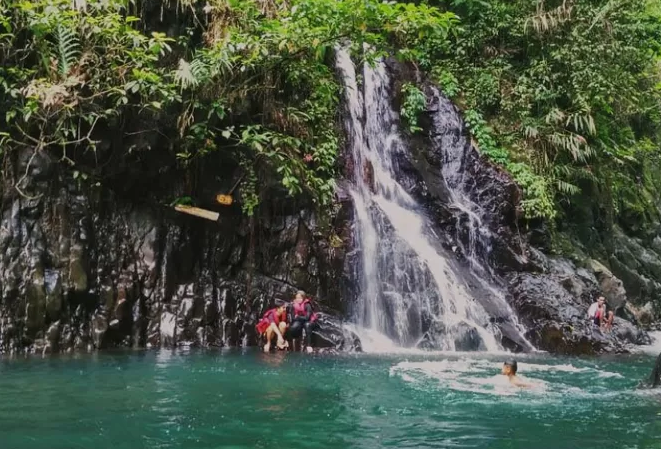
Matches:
[502,359,518,376]
[294,290,306,303]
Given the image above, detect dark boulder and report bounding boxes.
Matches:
[639,352,661,388]
[311,313,362,352]
[417,320,487,351]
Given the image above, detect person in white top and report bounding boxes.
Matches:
[587,296,614,331]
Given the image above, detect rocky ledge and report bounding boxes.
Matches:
[0,61,657,356]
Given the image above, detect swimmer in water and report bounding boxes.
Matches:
[502,360,532,388]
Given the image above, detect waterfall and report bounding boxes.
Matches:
[336,49,494,352]
[336,48,533,353]
[429,86,534,352]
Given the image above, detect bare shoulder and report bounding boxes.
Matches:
[511,376,533,388]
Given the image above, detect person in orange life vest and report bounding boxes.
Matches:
[285,290,318,353]
[256,300,289,353]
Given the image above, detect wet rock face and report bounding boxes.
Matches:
[417,320,486,351]
[638,352,661,389]
[609,228,661,320]
[311,313,362,352]
[650,353,661,388]
[397,83,650,354]
[507,269,648,354]
[0,148,353,354]
[589,259,628,311]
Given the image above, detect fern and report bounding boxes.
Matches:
[174,54,232,90]
[554,164,598,184]
[174,59,200,90]
[524,0,572,34]
[555,179,581,195]
[54,25,80,78]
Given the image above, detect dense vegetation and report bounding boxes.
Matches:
[424,0,661,248]
[1,0,661,251]
[0,0,454,214]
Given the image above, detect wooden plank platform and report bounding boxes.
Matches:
[174,205,220,221]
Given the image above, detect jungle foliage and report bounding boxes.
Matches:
[424,0,661,235]
[0,0,455,214]
[2,0,661,241]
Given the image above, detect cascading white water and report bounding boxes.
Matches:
[430,87,534,349]
[336,48,501,352]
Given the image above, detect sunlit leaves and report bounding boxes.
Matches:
[400,83,426,133]
[430,0,661,223]
[2,0,458,215]
[168,0,456,211]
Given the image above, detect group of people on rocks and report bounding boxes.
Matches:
[257,292,615,354]
[587,295,615,332]
[255,290,319,353]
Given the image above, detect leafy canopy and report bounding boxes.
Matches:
[0,0,456,214]
[426,0,661,230]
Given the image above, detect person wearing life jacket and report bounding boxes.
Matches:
[285,290,318,353]
[255,300,289,353]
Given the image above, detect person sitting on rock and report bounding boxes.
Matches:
[285,290,318,354]
[588,296,614,331]
[602,306,615,332]
[501,359,532,388]
[256,300,289,353]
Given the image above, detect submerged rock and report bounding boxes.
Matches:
[639,352,661,388]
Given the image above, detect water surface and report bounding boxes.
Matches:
[0,350,659,449]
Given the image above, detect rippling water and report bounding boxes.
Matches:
[0,350,659,448]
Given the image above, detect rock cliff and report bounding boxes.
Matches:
[397,79,650,354]
[0,144,355,354]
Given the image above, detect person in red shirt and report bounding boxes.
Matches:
[256,301,289,352]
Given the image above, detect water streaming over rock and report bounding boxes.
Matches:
[336,48,531,352]
[428,86,535,351]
